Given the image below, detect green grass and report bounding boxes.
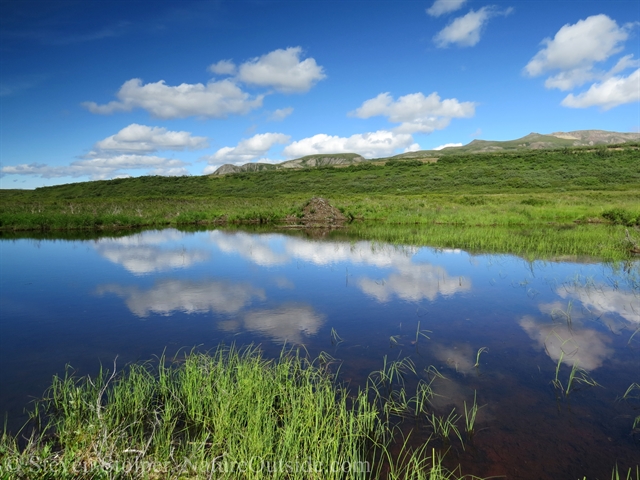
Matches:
[2,145,640,261]
[552,353,600,396]
[2,144,639,227]
[0,346,490,480]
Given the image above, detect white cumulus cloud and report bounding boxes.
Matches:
[282,130,415,159]
[204,132,291,165]
[351,92,475,134]
[524,15,639,109]
[426,0,467,17]
[269,107,294,121]
[1,155,189,180]
[83,78,264,119]
[525,15,630,80]
[434,6,510,48]
[94,124,208,153]
[84,48,324,119]
[236,47,326,93]
[208,59,237,75]
[561,68,640,110]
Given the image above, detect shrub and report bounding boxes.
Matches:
[602,208,639,226]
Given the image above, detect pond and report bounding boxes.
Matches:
[1,228,638,478]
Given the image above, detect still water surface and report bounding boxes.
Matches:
[1,228,638,478]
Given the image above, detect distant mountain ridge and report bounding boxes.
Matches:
[396,130,639,158]
[211,153,365,175]
[211,130,639,175]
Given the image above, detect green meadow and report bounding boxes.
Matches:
[2,144,639,260]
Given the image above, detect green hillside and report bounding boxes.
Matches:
[2,143,639,260]
[3,143,637,200]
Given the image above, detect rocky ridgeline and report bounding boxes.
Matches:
[212,154,365,176]
[210,130,639,173]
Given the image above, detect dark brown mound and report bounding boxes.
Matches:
[287,197,347,227]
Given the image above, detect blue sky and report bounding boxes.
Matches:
[1,0,638,189]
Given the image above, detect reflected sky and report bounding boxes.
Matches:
[96,279,265,317]
[519,314,614,371]
[557,284,639,325]
[219,303,325,344]
[207,230,471,303]
[1,227,639,474]
[94,230,210,274]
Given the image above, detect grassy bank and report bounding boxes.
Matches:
[1,145,639,259]
[338,223,639,262]
[2,191,639,230]
[2,145,639,231]
[1,346,482,480]
[4,144,639,201]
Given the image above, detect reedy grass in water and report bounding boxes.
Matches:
[551,352,601,396]
[621,383,640,400]
[551,300,574,328]
[610,465,640,480]
[0,347,489,480]
[463,392,480,437]
[330,327,344,346]
[426,409,464,449]
[2,346,380,479]
[581,465,640,480]
[473,348,488,368]
[620,383,640,433]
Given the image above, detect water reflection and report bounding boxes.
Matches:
[209,230,417,267]
[97,279,265,317]
[557,284,639,324]
[3,228,640,478]
[432,343,476,374]
[209,231,471,302]
[519,315,613,371]
[219,303,325,344]
[95,230,209,275]
[357,263,471,303]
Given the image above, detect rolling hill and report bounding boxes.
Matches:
[212,130,639,174]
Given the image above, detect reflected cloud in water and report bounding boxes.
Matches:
[209,231,289,266]
[94,229,209,275]
[519,314,613,371]
[219,303,325,344]
[358,263,471,303]
[432,343,475,375]
[557,284,639,325]
[97,279,265,317]
[209,230,415,267]
[209,231,471,302]
[273,276,295,289]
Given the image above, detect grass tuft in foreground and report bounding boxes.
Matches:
[0,346,485,480]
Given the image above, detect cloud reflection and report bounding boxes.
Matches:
[219,303,325,344]
[358,264,471,302]
[209,230,414,267]
[432,343,475,374]
[557,285,639,324]
[97,279,265,317]
[519,315,613,371]
[208,231,471,302]
[94,230,209,275]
